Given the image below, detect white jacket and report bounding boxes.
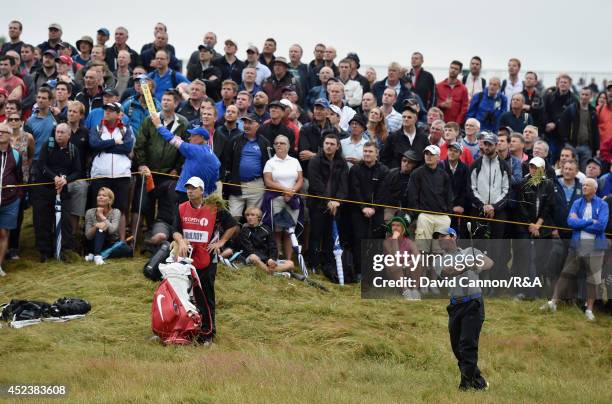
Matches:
[90,125,133,178]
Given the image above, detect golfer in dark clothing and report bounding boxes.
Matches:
[434,227,493,391]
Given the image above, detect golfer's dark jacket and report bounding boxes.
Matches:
[238,223,277,261]
[38,141,81,198]
[307,151,349,207]
[349,160,389,211]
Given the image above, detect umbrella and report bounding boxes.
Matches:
[54,193,62,261]
[287,226,308,278]
[331,219,344,285]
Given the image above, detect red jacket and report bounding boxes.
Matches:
[436,79,469,125]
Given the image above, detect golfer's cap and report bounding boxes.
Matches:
[185,177,205,190]
[102,102,122,113]
[186,127,210,140]
[529,156,546,168]
[424,145,440,156]
[433,227,457,238]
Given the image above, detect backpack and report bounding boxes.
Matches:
[151,259,212,345]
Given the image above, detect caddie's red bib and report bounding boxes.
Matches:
[178,201,217,269]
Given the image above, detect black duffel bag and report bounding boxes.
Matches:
[143,241,171,281]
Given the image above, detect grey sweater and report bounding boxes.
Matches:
[84,208,121,242]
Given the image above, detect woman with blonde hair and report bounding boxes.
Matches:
[84,187,121,265]
[365,107,388,149]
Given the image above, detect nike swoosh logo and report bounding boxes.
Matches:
[156,294,165,322]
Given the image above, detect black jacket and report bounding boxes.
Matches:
[381,127,428,169]
[440,160,469,209]
[407,164,453,214]
[239,223,277,261]
[518,175,555,237]
[380,167,412,208]
[349,161,389,211]
[186,64,223,101]
[521,88,544,131]
[262,71,302,102]
[75,87,104,117]
[223,134,270,196]
[297,120,333,175]
[212,56,245,85]
[408,68,436,109]
[372,77,420,112]
[307,151,349,207]
[559,103,599,151]
[105,44,140,72]
[38,140,81,198]
[543,89,577,145]
[257,121,295,157]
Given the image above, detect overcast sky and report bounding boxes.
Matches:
[5,0,612,77]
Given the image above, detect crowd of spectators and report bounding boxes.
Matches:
[0,20,610,318]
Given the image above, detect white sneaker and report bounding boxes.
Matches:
[0,266,6,277]
[540,300,557,312]
[585,309,595,321]
[94,255,105,265]
[84,253,94,262]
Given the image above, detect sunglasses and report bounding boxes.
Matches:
[7,118,21,122]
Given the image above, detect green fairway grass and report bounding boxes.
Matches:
[0,215,611,403]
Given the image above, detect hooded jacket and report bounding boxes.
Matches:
[469,155,510,212]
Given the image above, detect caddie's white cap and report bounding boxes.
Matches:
[184,176,205,190]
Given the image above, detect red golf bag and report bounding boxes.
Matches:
[151,260,212,345]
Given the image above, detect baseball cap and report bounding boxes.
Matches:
[498,125,513,135]
[402,150,421,162]
[329,105,342,116]
[102,87,119,97]
[103,102,122,112]
[103,102,122,113]
[224,39,237,47]
[268,100,286,110]
[184,176,205,190]
[43,49,57,58]
[136,74,153,82]
[48,23,62,31]
[529,156,546,168]
[281,85,296,94]
[198,44,214,53]
[313,98,330,109]
[433,227,458,238]
[55,55,73,65]
[97,28,110,37]
[241,113,260,122]
[424,145,440,156]
[586,157,603,168]
[186,127,210,140]
[279,99,293,110]
[482,132,498,145]
[448,142,463,152]
[246,45,259,54]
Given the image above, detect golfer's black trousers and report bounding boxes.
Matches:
[447,297,485,386]
[196,263,217,337]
